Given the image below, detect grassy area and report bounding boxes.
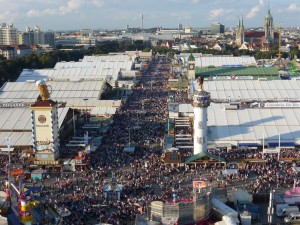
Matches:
[168,79,189,89]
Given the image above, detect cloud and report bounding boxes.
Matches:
[26,0,104,17]
[246,0,265,19]
[287,3,300,12]
[0,11,18,23]
[190,0,199,3]
[208,8,233,20]
[209,8,225,19]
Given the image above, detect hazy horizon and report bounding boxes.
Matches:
[1,0,299,31]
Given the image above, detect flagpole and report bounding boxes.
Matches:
[262,132,264,159]
[278,132,280,160]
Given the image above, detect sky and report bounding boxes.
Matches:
[0,0,300,31]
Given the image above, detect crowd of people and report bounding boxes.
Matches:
[2,56,300,225]
[32,56,176,224]
[208,147,300,160]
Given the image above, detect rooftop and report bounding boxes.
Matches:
[195,67,279,77]
[191,79,300,101]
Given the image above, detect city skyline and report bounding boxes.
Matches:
[0,0,300,31]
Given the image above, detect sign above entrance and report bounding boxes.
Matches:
[0,102,28,108]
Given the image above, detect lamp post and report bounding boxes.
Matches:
[73,106,76,137]
[126,127,131,148]
[83,98,88,122]
[268,189,275,225]
[4,137,12,206]
[219,152,221,174]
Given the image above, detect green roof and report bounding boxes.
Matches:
[265,9,273,20]
[188,53,195,61]
[195,67,279,77]
[185,152,225,163]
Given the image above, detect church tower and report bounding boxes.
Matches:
[264,6,274,44]
[188,53,195,80]
[236,18,244,46]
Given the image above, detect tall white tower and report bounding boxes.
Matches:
[193,76,210,155]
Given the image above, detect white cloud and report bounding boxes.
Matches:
[208,8,233,20]
[287,3,300,12]
[209,8,225,19]
[0,11,18,23]
[92,0,104,7]
[246,0,265,19]
[26,9,40,17]
[58,0,82,15]
[190,0,199,3]
[26,0,104,17]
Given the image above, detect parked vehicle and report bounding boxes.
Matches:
[284,212,300,223]
[276,205,299,217]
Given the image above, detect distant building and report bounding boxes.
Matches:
[211,22,225,34]
[244,31,265,44]
[185,26,191,34]
[14,44,32,58]
[18,26,55,48]
[33,25,44,45]
[80,29,94,37]
[0,45,16,59]
[235,7,277,47]
[18,30,34,46]
[55,37,80,47]
[0,23,18,45]
[264,7,274,44]
[238,42,258,51]
[44,32,55,48]
[236,19,245,46]
[179,23,183,31]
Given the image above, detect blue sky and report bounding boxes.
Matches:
[0,0,299,31]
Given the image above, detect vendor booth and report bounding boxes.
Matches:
[103,184,123,201]
[31,169,47,181]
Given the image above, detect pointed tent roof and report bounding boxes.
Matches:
[184,152,225,164]
[188,53,195,62]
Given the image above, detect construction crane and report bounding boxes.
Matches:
[277,23,282,60]
[275,23,284,70]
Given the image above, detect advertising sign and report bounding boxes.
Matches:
[193,180,207,189]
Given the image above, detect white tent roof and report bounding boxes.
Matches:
[16,67,120,82]
[178,104,194,113]
[178,103,300,144]
[179,54,257,67]
[90,107,117,116]
[191,80,300,101]
[54,60,133,70]
[0,107,69,147]
[64,99,121,109]
[0,80,105,103]
[194,56,257,67]
[208,105,300,143]
[0,132,32,146]
[82,55,131,62]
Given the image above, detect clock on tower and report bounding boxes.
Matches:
[189,63,195,70]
